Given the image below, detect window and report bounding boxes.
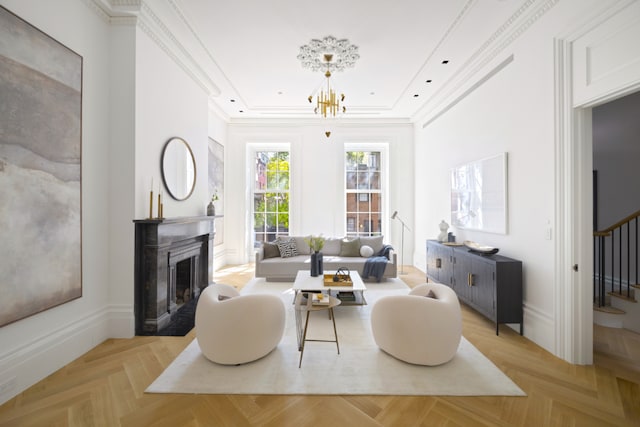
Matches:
[253,151,290,246]
[345,150,382,237]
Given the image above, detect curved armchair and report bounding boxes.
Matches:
[371,283,462,366]
[195,283,286,365]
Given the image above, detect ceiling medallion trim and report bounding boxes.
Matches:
[298,36,359,72]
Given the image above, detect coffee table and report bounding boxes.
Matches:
[292,270,367,306]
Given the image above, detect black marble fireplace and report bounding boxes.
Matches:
[133,216,216,335]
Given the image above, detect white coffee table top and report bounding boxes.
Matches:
[292,270,366,292]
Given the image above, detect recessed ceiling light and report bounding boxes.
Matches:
[413,94,419,98]
[426,79,432,83]
[370,91,375,96]
[239,110,244,113]
[277,91,283,95]
[230,99,236,102]
[442,60,449,64]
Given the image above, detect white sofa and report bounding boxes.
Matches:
[255,235,397,282]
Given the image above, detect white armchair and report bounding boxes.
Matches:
[370,283,462,366]
[195,283,286,365]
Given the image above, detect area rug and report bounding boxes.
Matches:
[146,278,525,396]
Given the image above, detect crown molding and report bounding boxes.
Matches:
[414,0,559,126]
[86,0,220,97]
[136,2,220,97]
[87,0,141,20]
[227,116,412,127]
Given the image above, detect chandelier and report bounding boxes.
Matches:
[308,53,345,118]
[299,36,359,127]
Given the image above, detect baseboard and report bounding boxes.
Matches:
[107,304,135,338]
[522,304,555,354]
[0,305,132,405]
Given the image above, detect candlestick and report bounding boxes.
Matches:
[157,193,161,219]
[149,190,153,219]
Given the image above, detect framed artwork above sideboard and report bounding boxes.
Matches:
[450,152,508,234]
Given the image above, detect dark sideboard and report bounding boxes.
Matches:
[426,240,523,335]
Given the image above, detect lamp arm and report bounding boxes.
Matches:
[394,215,412,232]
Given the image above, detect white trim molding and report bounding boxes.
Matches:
[552,0,640,364]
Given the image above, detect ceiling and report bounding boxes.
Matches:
[153,0,531,121]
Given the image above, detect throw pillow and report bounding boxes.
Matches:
[425,289,438,299]
[359,235,384,254]
[340,238,361,257]
[360,245,374,257]
[293,236,311,255]
[276,239,299,258]
[262,242,280,259]
[322,238,342,255]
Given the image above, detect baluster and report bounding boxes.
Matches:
[627,222,631,298]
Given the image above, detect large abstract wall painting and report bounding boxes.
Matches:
[0,6,83,327]
[208,138,224,245]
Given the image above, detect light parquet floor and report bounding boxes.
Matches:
[1,265,639,426]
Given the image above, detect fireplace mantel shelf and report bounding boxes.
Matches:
[133,215,223,225]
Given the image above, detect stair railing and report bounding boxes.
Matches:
[593,209,640,306]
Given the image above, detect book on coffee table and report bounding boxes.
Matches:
[311,293,330,305]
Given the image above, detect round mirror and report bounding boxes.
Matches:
[161,137,196,201]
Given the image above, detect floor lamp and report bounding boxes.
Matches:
[391,211,410,275]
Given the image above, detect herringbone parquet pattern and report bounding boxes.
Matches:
[1,265,639,426]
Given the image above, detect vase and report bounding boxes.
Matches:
[310,251,323,277]
[317,251,323,274]
[207,202,215,216]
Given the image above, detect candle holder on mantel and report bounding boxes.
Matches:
[148,189,164,219]
[149,190,154,219]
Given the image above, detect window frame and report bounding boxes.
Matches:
[250,146,291,248]
[344,144,389,238]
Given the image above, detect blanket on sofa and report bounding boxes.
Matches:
[362,245,394,282]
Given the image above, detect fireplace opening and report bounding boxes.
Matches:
[175,257,193,308]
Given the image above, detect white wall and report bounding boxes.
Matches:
[414,0,626,355]
[0,0,112,405]
[225,122,414,265]
[208,107,229,270]
[134,29,209,220]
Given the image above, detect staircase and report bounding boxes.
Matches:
[593,209,640,333]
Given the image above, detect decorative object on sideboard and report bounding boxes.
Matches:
[391,211,411,275]
[463,240,499,255]
[437,220,449,242]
